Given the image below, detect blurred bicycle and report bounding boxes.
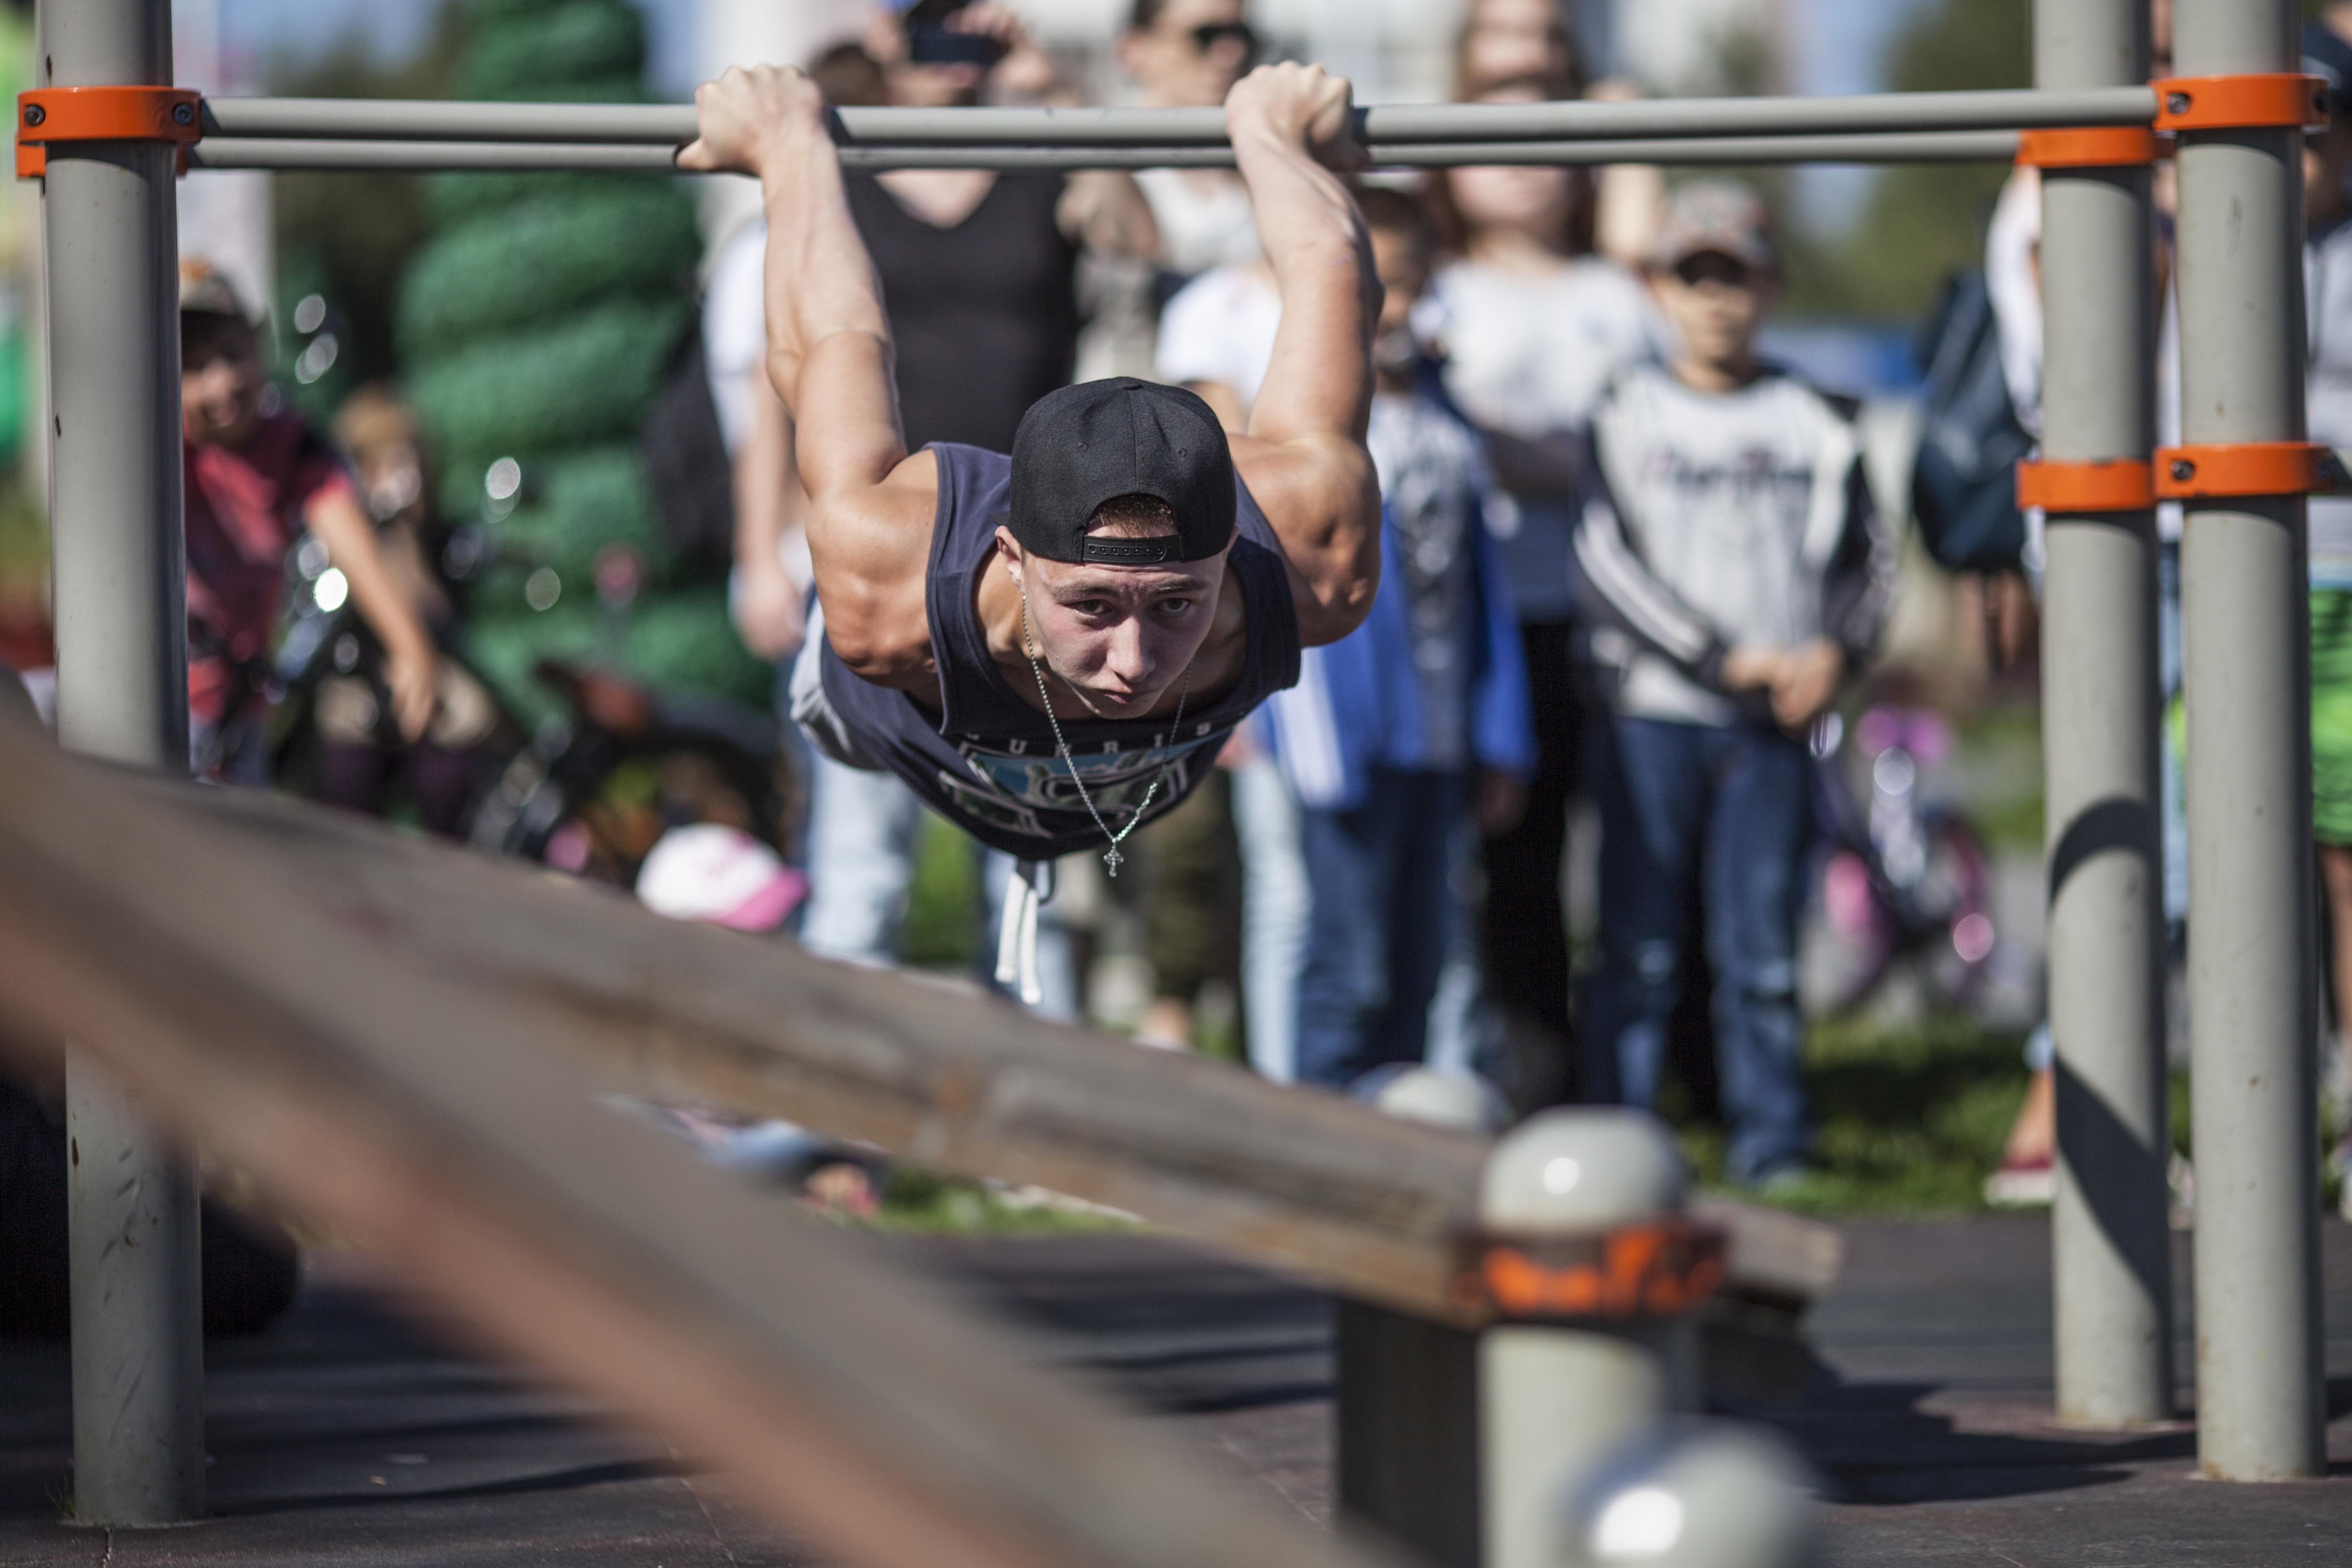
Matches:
[1808,704,1997,1015]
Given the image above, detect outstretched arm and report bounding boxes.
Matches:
[1222,65,1383,647]
[681,68,938,688]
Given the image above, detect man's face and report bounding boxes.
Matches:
[1650,251,1769,371]
[865,10,987,108]
[1117,0,1254,110]
[1460,0,1571,95]
[997,527,1231,715]
[181,318,263,448]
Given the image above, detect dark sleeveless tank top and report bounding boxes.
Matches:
[816,443,1301,861]
[845,172,1080,453]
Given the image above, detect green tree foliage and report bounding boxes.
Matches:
[1798,0,2033,321]
[267,7,465,413]
[397,0,766,723]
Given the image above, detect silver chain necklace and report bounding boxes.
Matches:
[1016,579,1191,878]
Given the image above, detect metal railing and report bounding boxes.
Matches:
[171,86,2165,173]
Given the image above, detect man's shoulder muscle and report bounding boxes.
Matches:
[810,448,942,687]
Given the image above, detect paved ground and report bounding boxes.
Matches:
[3,1216,2350,1565]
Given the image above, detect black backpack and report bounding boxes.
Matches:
[641,315,739,583]
[1911,270,2032,574]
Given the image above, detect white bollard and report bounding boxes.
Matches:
[1557,1423,1819,1568]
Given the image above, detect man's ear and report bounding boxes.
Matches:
[994,525,1027,583]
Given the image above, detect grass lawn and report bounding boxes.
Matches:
[1670,1013,2036,1215]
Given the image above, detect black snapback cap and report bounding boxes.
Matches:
[1008,379,1237,566]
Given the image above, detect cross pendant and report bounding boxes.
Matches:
[1103,845,1124,878]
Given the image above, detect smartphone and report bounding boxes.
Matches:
[907,24,1004,67]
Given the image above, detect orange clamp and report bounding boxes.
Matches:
[2152,72,2329,133]
[2155,441,2334,499]
[16,86,203,180]
[1456,1219,1727,1324]
[2016,457,2157,512]
[2015,126,2166,167]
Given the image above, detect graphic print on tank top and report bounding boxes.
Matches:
[803,444,1302,861]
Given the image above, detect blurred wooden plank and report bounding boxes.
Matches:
[0,720,1404,1568]
[140,776,1842,1326]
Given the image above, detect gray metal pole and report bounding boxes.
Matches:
[183,130,2020,174]
[2173,0,2328,1479]
[41,0,207,1524]
[2033,0,2174,1429]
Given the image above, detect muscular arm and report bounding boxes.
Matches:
[1220,67,1383,648]
[682,68,937,688]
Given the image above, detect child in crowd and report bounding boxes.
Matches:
[178,262,444,786]
[1272,188,1535,1090]
[1572,184,1892,1186]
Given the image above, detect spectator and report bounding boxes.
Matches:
[1428,76,1665,1105]
[721,14,1157,1017]
[316,386,501,837]
[178,262,441,787]
[1572,184,1892,1188]
[1280,188,1535,1089]
[2301,21,2352,1206]
[1153,193,1300,1079]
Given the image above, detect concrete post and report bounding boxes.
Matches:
[2172,0,2329,1480]
[1336,1069,1501,1568]
[40,0,208,1524]
[1556,1425,1816,1568]
[1481,1110,1691,1568]
[2032,0,2175,1428]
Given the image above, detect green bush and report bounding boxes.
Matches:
[456,0,646,100]
[409,295,689,461]
[398,189,698,358]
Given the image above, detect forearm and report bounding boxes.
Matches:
[753,133,905,499]
[1233,128,1375,448]
[308,492,432,661]
[734,382,801,574]
[1483,429,1583,500]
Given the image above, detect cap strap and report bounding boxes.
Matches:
[1081,536,1179,566]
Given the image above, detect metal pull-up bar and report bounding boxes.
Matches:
[29,85,2180,174]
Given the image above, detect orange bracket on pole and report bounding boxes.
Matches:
[2015,126,2166,167]
[1454,1219,1727,1324]
[2151,72,2329,132]
[2154,442,2338,499]
[16,86,202,180]
[2017,458,2158,512]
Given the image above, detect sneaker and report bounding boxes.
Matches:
[1984,1155,2055,1207]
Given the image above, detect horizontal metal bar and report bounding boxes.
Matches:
[198,86,2150,150]
[190,129,2017,174]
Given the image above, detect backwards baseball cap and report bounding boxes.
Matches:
[1008,378,1236,566]
[178,258,251,321]
[1648,180,1778,275]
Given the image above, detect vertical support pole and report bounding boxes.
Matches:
[1480,1110,1689,1568]
[1335,1301,1480,1568]
[2173,0,2329,1479]
[2033,0,2174,1428]
[39,0,207,1525]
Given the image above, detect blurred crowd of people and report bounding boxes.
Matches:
[694,0,1887,1191]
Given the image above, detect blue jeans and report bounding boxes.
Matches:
[1582,716,1812,1183]
[799,750,1076,1019]
[1294,768,1466,1089]
[1231,752,1308,1083]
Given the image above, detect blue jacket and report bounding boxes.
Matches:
[1263,386,1536,811]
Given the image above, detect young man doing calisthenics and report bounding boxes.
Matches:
[680,61,1383,1002]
